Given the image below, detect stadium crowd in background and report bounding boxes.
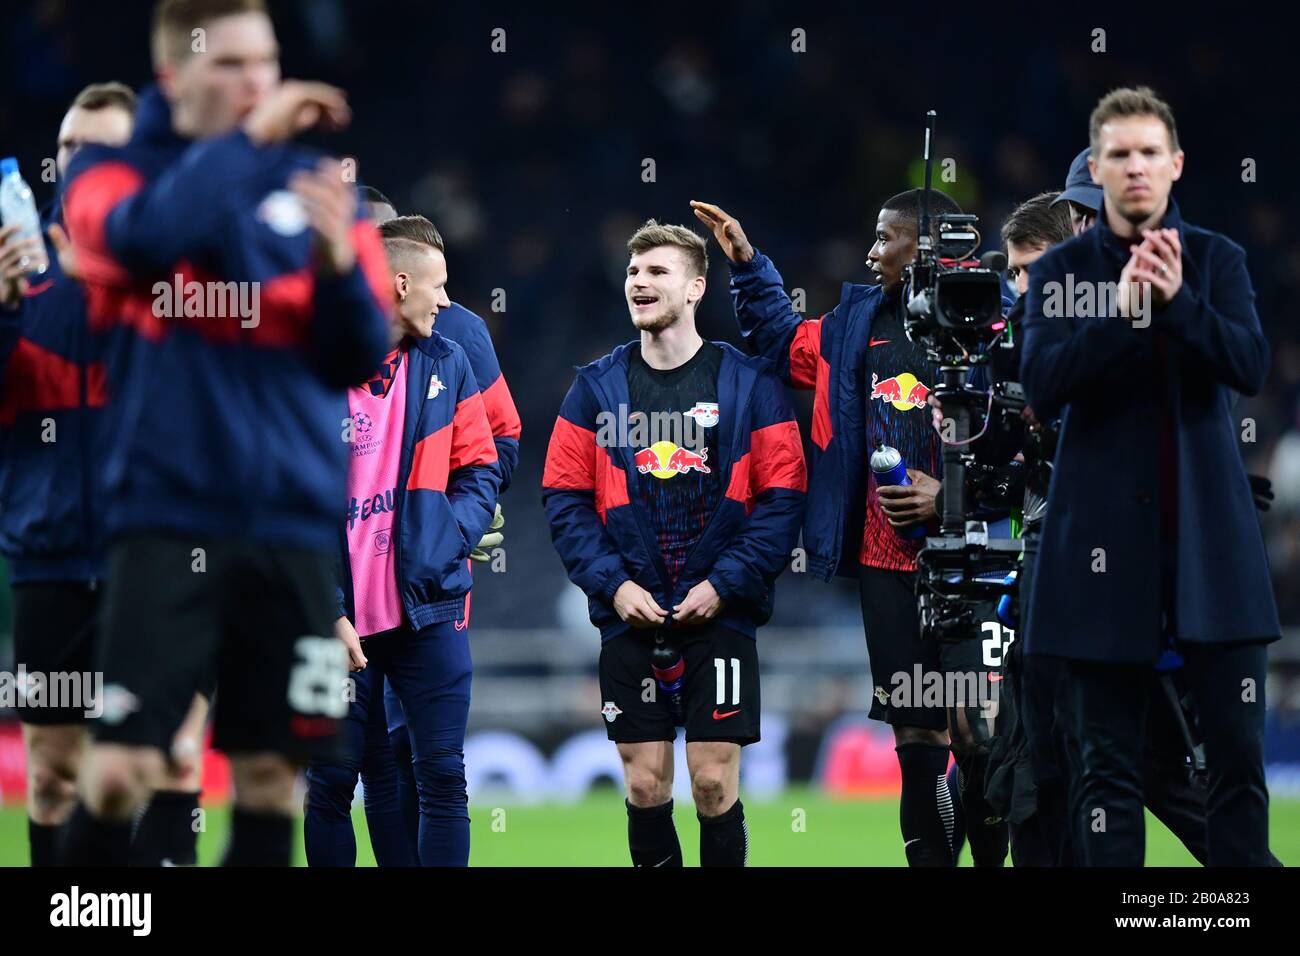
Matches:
[0,1,1294,869]
[4,3,1296,641]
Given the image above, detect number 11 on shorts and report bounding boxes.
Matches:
[714,657,740,706]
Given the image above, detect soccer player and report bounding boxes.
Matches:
[693,193,1011,866]
[1021,87,1279,865]
[305,214,500,867]
[353,189,521,860]
[57,0,392,866]
[543,220,806,866]
[0,82,134,867]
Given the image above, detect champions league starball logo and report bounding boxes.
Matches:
[353,412,374,434]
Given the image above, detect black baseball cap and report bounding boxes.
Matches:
[1052,148,1103,212]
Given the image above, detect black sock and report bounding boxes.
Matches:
[896,743,955,866]
[699,799,747,867]
[954,751,1008,867]
[28,819,62,867]
[946,761,967,864]
[59,802,132,866]
[626,799,682,867]
[130,789,200,866]
[222,807,294,867]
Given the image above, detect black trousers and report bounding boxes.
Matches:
[1013,653,1079,866]
[1066,642,1271,866]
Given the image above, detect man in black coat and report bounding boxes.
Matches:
[1020,86,1280,866]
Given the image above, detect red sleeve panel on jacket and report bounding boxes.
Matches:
[407,423,452,493]
[750,419,808,493]
[406,393,499,494]
[481,373,522,440]
[788,318,823,389]
[0,339,107,425]
[247,268,314,349]
[62,161,144,286]
[542,414,628,523]
[724,453,753,514]
[448,390,498,472]
[542,415,594,491]
[789,317,831,450]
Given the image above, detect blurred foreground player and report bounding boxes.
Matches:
[1021,87,1279,865]
[1,83,133,866]
[58,0,392,866]
[544,221,805,866]
[304,215,500,867]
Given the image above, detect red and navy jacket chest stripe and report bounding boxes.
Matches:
[0,206,108,578]
[0,207,108,425]
[57,85,393,548]
[401,332,498,496]
[62,145,390,355]
[543,341,806,641]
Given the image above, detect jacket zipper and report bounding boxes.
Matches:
[393,344,433,626]
[587,365,669,597]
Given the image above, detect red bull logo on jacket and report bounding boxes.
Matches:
[869,372,930,411]
[633,440,712,479]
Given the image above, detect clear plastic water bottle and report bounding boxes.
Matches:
[0,157,49,276]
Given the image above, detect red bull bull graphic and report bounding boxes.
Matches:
[870,372,930,411]
[634,441,711,478]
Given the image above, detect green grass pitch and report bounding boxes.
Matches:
[3,789,1298,865]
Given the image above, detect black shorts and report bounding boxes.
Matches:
[12,581,101,725]
[859,566,1009,736]
[598,623,760,746]
[94,534,346,763]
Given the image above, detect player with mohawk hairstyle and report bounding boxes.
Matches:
[305,215,500,867]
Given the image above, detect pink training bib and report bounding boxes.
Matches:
[346,350,408,637]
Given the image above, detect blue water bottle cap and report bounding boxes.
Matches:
[0,157,18,177]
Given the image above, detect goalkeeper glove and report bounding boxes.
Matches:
[470,502,504,562]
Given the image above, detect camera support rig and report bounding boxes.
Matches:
[901,110,1023,643]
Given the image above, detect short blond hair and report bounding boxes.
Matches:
[1090,86,1180,154]
[70,82,137,115]
[627,219,708,278]
[151,0,267,68]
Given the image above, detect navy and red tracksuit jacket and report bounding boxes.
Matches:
[728,249,890,580]
[60,85,392,550]
[336,331,501,628]
[0,203,106,583]
[542,341,807,642]
[729,250,1010,580]
[435,301,520,492]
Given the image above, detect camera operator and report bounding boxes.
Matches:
[693,191,1009,867]
[1020,87,1279,866]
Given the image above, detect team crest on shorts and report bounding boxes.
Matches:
[601,701,622,723]
[98,684,143,726]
